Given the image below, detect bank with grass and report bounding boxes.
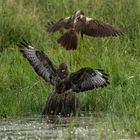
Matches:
[0,0,140,135]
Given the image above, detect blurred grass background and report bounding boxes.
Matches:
[0,0,140,135]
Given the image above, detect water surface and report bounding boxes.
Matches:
[0,113,137,140]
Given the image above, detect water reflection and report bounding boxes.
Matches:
[0,113,135,140]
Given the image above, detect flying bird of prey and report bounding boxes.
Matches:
[47,10,125,50]
[17,40,110,116]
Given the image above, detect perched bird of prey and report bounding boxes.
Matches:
[17,40,110,116]
[47,10,125,50]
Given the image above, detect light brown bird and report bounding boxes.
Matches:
[47,10,125,50]
[17,40,110,116]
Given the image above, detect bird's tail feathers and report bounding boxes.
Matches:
[57,29,78,50]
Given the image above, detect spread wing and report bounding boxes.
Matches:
[17,40,59,86]
[67,67,109,93]
[81,18,125,37]
[47,16,73,33]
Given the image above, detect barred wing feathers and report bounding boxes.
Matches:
[69,67,109,93]
[17,40,58,86]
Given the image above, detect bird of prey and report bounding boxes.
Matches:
[17,40,110,116]
[47,10,125,50]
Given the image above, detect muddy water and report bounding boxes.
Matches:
[0,114,137,140]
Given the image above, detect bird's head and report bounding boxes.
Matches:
[74,14,86,28]
[75,10,84,17]
[57,63,69,79]
[78,14,86,22]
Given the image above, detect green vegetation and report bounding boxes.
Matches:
[0,0,140,136]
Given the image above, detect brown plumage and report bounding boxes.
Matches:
[17,40,110,116]
[57,29,78,50]
[47,10,125,50]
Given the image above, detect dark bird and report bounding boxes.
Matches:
[47,10,125,50]
[17,40,110,116]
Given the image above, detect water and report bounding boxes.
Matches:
[0,114,137,140]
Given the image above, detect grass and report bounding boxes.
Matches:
[0,0,140,136]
